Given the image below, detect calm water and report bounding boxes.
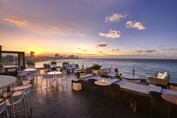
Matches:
[36,58,177,82]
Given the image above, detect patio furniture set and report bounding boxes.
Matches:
[0,66,69,118]
[72,70,177,118]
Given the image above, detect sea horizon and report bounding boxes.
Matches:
[36,58,177,83]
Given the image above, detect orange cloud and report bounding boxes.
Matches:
[3,17,27,26]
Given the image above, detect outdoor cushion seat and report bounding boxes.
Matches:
[99,68,118,78]
[148,71,169,86]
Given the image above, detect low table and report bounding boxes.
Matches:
[47,71,62,84]
[122,75,140,83]
[94,79,112,86]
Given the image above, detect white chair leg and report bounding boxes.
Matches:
[41,78,44,87]
[5,105,9,118]
[23,98,28,118]
[12,104,15,118]
[26,93,31,116]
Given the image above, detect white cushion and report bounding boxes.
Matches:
[157,72,164,79]
[160,72,168,79]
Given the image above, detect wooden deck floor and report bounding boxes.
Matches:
[16,75,158,118]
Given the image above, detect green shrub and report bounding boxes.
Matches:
[91,64,102,70]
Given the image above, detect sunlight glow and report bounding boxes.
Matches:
[26,47,44,56]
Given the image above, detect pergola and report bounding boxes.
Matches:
[0,50,25,68]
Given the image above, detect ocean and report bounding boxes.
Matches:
[35,58,177,82]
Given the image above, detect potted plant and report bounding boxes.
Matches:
[91,64,102,76]
[26,60,35,68]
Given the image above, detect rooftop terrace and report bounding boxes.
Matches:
[14,74,171,118]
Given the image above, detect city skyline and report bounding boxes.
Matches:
[1,0,177,59]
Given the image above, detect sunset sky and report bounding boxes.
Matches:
[1,0,177,59]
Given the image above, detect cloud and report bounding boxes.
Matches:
[144,50,156,53]
[105,13,127,23]
[99,29,121,39]
[162,48,177,51]
[136,50,143,53]
[50,27,61,31]
[126,21,146,30]
[112,49,120,51]
[3,17,27,26]
[159,46,165,48]
[47,26,62,35]
[97,42,108,47]
[136,49,156,53]
[78,48,88,51]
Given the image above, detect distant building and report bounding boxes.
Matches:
[69,55,75,58]
[55,54,60,59]
[30,51,35,58]
[6,55,15,65]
